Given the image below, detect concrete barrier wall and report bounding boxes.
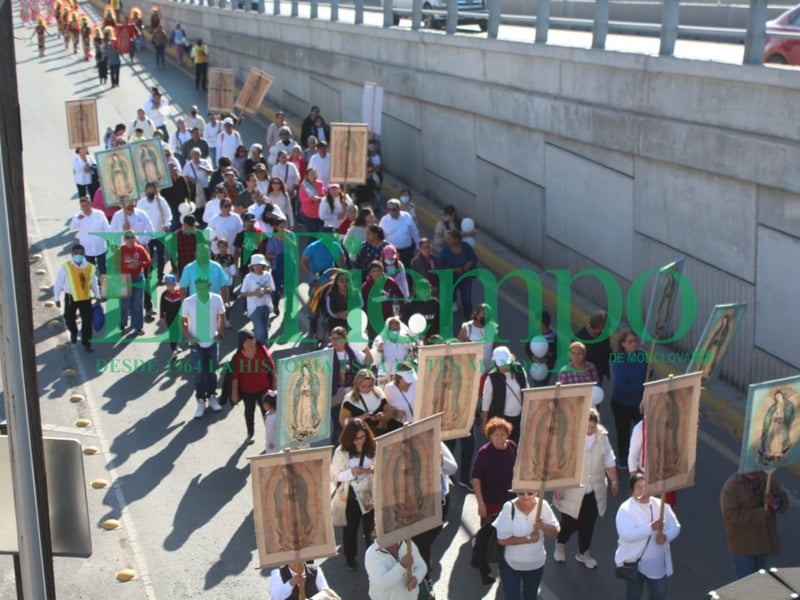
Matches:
[155,3,800,388]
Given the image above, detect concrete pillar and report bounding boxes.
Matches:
[535,0,550,43]
[331,0,339,21]
[310,0,318,18]
[592,0,608,49]
[411,0,421,30]
[291,0,298,17]
[659,0,679,57]
[487,0,500,38]
[383,0,394,28]
[446,0,457,34]
[743,0,767,65]
[354,0,364,24]
[273,0,280,15]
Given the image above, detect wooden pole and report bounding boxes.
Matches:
[404,537,413,585]
[645,338,656,381]
[764,470,774,510]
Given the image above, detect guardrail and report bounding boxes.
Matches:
[182,0,778,65]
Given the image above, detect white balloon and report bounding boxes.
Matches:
[349,341,368,354]
[408,313,427,336]
[591,386,604,407]
[461,217,475,232]
[529,362,548,382]
[529,336,549,359]
[347,309,369,333]
[178,202,192,216]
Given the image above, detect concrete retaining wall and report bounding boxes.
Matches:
[154,3,800,388]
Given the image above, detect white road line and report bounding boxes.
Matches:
[26,182,157,600]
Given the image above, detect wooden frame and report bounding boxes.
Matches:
[686,303,747,383]
[642,372,702,494]
[207,68,235,113]
[95,146,139,206]
[129,139,171,190]
[512,382,594,492]
[740,374,800,473]
[329,123,368,184]
[374,415,442,548]
[413,342,484,441]
[250,447,337,569]
[65,99,100,149]
[642,258,685,343]
[235,67,274,114]
[276,348,333,450]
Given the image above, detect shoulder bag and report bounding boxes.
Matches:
[615,503,653,582]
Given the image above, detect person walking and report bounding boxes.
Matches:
[720,470,789,579]
[553,408,619,569]
[191,38,209,91]
[230,329,277,445]
[610,329,648,470]
[53,244,101,352]
[118,231,152,336]
[615,473,681,600]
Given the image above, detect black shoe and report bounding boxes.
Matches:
[134,329,145,336]
[346,557,357,572]
[70,333,78,344]
[83,344,93,353]
[246,436,255,445]
[480,573,495,585]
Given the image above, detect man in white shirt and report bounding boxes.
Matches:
[187,105,206,132]
[204,112,221,166]
[181,277,226,419]
[209,199,243,255]
[378,198,420,266]
[143,88,170,142]
[216,117,242,163]
[136,182,173,285]
[110,199,155,243]
[307,141,331,187]
[182,148,213,208]
[69,197,111,279]
[129,107,155,140]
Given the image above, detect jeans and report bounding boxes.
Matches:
[343,487,375,560]
[76,183,92,198]
[190,344,218,400]
[120,274,144,330]
[499,560,543,600]
[250,305,271,345]
[208,147,217,167]
[732,553,768,579]
[557,491,599,554]
[300,213,323,233]
[109,64,120,86]
[625,572,669,600]
[155,44,165,66]
[147,238,166,282]
[241,390,267,438]
[444,425,475,485]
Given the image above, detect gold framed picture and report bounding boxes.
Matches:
[329,123,368,184]
[208,68,235,113]
[65,99,100,149]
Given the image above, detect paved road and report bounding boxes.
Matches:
[2,11,799,600]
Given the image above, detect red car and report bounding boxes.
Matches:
[764,3,800,64]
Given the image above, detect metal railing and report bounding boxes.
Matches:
[181,0,782,66]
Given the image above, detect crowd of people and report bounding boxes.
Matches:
[46,17,794,600]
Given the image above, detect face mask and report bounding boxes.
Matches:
[72,255,85,265]
[400,370,418,384]
[386,265,397,275]
[387,330,400,341]
[146,192,156,200]
[400,195,410,204]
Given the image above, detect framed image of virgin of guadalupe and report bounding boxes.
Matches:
[373,415,442,548]
[207,68,235,113]
[95,146,139,207]
[512,382,594,492]
[130,139,171,190]
[276,348,333,450]
[413,342,484,441]
[641,258,685,343]
[740,375,800,473]
[686,303,747,384]
[329,123,368,184]
[235,67,274,114]
[641,372,702,494]
[250,447,337,569]
[65,99,100,148]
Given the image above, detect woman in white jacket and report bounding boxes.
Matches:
[553,408,619,568]
[365,538,426,600]
[615,472,681,600]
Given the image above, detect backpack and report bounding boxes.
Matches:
[470,502,515,570]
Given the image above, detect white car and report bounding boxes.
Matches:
[393,0,487,30]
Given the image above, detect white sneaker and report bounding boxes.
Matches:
[194,399,206,419]
[209,395,222,412]
[575,552,598,569]
[553,543,566,563]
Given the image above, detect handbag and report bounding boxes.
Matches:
[350,453,374,513]
[331,482,348,527]
[91,303,105,331]
[615,504,652,582]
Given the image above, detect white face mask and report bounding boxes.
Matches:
[400,370,417,384]
[400,195,410,204]
[72,255,85,265]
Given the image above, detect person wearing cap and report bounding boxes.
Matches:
[245,144,267,177]
[268,125,295,170]
[373,317,415,383]
[365,536,426,599]
[191,38,209,91]
[53,244,101,352]
[187,106,206,133]
[159,273,182,355]
[383,361,418,425]
[136,182,172,290]
[379,199,420,268]
[480,346,528,443]
[182,127,209,161]
[171,118,192,167]
[209,198,243,256]
[204,113,221,166]
[182,277,226,419]
[217,117,242,163]
[182,148,213,210]
[118,231,152,336]
[319,183,352,232]
[143,89,170,143]
[266,110,285,149]
[129,107,155,140]
[240,254,275,345]
[307,141,331,187]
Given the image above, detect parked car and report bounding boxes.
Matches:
[764,3,800,64]
[393,0,487,30]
